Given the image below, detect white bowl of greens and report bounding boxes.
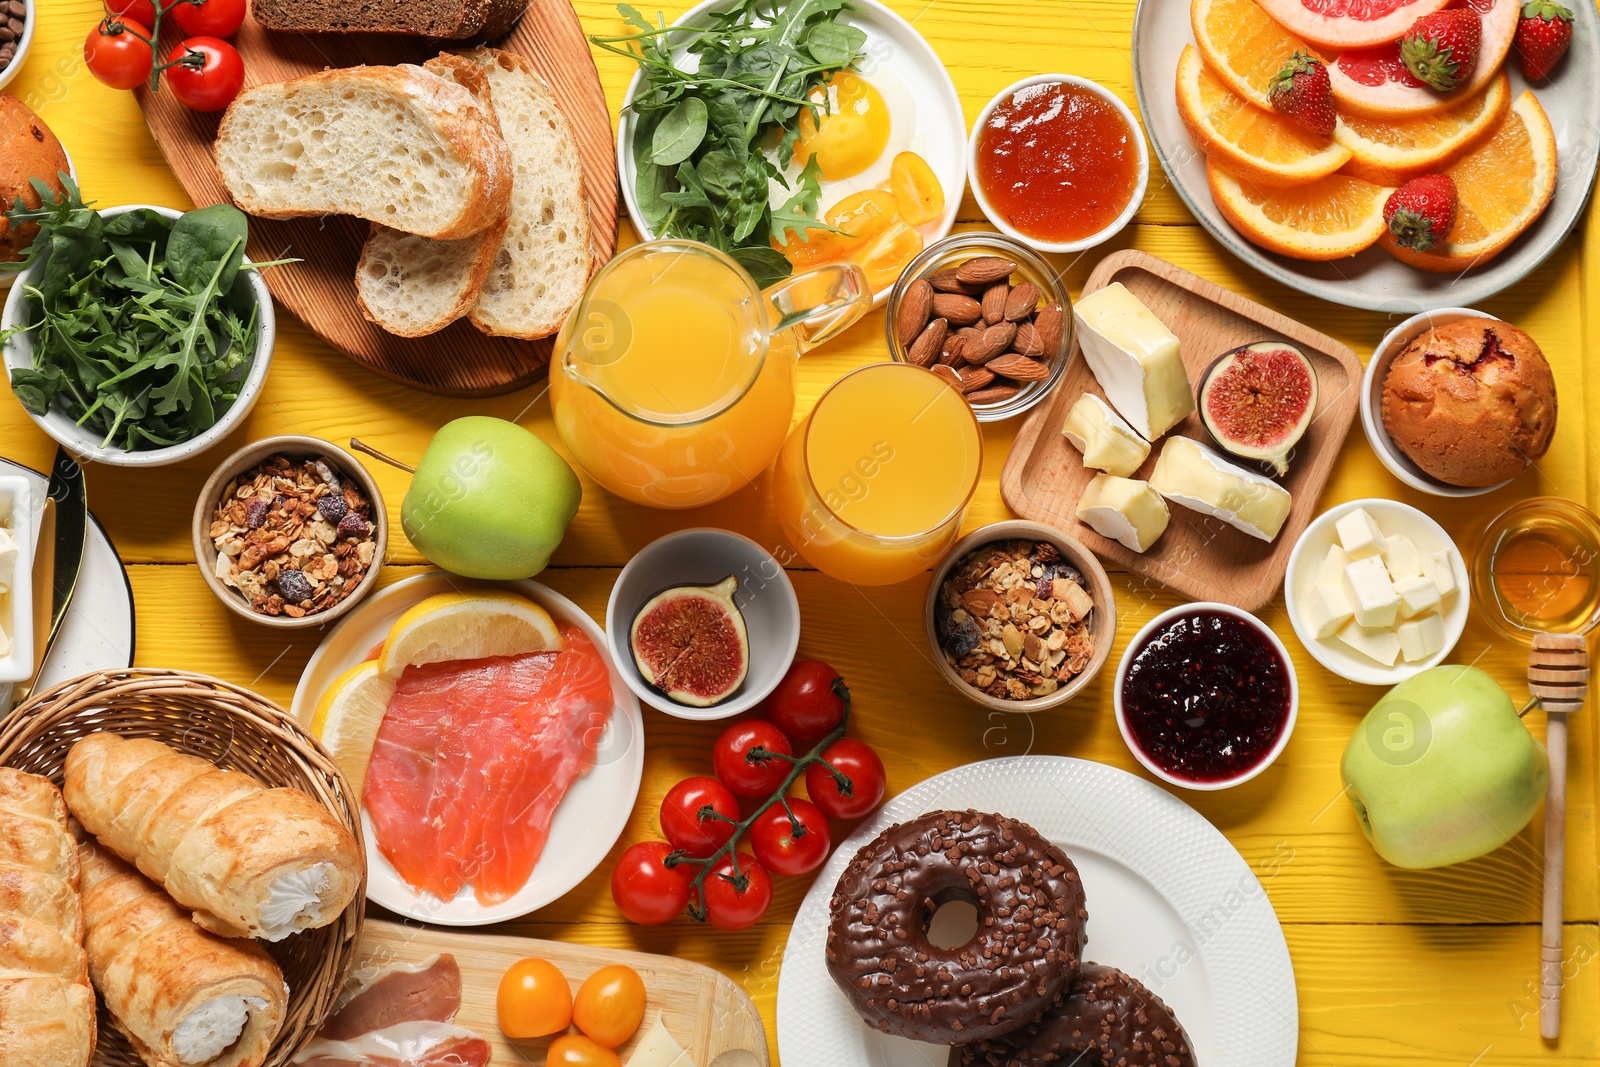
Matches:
[1,187,274,467]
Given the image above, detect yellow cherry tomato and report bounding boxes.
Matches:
[572,964,647,1048]
[497,957,572,1039]
[546,1033,621,1067]
[890,151,945,226]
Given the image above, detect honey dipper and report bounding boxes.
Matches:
[1528,632,1588,1040]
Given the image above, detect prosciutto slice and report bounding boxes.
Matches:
[293,955,491,1067]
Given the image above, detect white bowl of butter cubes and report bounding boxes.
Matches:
[1285,499,1467,686]
[0,476,34,685]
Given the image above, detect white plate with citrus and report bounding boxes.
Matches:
[290,571,645,926]
[1135,0,1600,310]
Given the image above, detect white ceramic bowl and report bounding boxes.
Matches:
[967,74,1150,255]
[606,528,801,720]
[1,204,273,467]
[0,475,34,684]
[1285,498,1469,686]
[1113,602,1298,791]
[1361,307,1508,497]
[0,0,34,95]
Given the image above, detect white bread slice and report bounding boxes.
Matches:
[462,48,591,339]
[355,55,509,336]
[214,64,513,241]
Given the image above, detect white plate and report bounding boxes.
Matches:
[615,0,965,307]
[289,570,645,926]
[776,756,1298,1066]
[1132,0,1600,311]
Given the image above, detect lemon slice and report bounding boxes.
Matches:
[310,660,395,798]
[377,591,563,679]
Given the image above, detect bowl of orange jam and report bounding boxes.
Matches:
[967,75,1150,254]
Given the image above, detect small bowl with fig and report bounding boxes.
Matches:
[605,528,801,720]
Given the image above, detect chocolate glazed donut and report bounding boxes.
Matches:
[825,810,1089,1045]
[949,963,1196,1066]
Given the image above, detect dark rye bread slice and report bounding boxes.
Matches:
[251,0,527,39]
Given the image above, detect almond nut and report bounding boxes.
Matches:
[907,317,948,367]
[1004,282,1041,322]
[967,384,1022,405]
[988,353,1051,382]
[931,364,963,389]
[966,321,1017,364]
[1012,320,1046,358]
[957,365,995,393]
[931,293,983,326]
[929,268,981,294]
[940,335,968,366]
[981,282,1010,324]
[955,256,1017,286]
[896,279,934,347]
[1034,301,1066,354]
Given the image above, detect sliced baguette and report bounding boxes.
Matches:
[215,65,513,240]
[356,55,509,336]
[462,48,591,339]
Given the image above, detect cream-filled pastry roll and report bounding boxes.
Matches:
[64,732,361,941]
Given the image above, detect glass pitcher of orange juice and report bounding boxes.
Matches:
[549,240,871,509]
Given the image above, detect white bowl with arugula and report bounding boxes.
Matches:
[1,187,274,467]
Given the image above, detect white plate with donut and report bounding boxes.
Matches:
[775,755,1297,1065]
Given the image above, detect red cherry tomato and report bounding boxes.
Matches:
[170,0,246,37]
[105,0,157,27]
[712,719,793,798]
[762,660,850,747]
[660,776,739,858]
[701,852,772,930]
[610,841,693,925]
[749,798,832,877]
[163,37,244,111]
[806,738,886,820]
[85,19,154,91]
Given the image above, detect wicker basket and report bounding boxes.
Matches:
[0,669,366,1067]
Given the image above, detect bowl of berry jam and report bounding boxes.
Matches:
[1113,603,1298,790]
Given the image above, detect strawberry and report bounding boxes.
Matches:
[1267,52,1337,138]
[1514,0,1573,80]
[1383,174,1458,252]
[1400,10,1482,92]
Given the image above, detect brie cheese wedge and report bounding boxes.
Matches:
[1076,474,1169,552]
[1071,283,1194,440]
[1061,394,1150,478]
[1147,436,1291,542]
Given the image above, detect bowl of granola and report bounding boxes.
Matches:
[193,436,387,629]
[926,521,1116,712]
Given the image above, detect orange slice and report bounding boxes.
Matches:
[1176,45,1352,188]
[1334,72,1510,187]
[1208,159,1392,260]
[1192,0,1321,109]
[1380,91,1557,272]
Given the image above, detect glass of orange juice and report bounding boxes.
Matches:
[774,363,983,586]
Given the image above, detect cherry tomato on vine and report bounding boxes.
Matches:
[762,659,849,747]
[659,776,739,858]
[85,19,153,91]
[806,737,886,820]
[711,719,793,798]
[170,0,246,37]
[105,0,157,27]
[164,37,244,111]
[496,957,571,1038]
[546,1034,620,1067]
[750,798,832,877]
[572,964,646,1047]
[610,841,693,925]
[702,852,772,930]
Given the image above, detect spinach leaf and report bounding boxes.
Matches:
[651,96,710,167]
[167,203,249,295]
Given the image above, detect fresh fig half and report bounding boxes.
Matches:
[629,576,750,707]
[1198,341,1318,476]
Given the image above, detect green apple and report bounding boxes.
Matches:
[401,416,581,579]
[1342,665,1548,869]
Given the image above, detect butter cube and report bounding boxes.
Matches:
[1303,582,1355,639]
[1076,474,1170,553]
[1394,574,1442,619]
[1383,535,1423,582]
[1398,612,1446,662]
[1343,555,1400,628]
[1061,394,1151,478]
[1071,283,1195,440]
[0,527,14,596]
[1316,543,1351,589]
[1335,508,1386,560]
[1337,620,1402,666]
[1421,550,1458,597]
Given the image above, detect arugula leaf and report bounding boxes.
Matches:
[770,157,845,245]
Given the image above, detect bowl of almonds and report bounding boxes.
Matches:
[886,232,1072,422]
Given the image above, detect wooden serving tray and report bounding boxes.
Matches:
[134,0,619,397]
[358,919,770,1065]
[1000,250,1362,613]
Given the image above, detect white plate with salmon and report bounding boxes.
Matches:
[290,571,645,926]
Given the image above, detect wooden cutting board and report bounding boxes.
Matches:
[135,0,619,397]
[1000,249,1362,612]
[355,919,770,1065]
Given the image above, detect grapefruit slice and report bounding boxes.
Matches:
[1256,0,1450,50]
[1328,0,1519,118]
[1208,159,1392,259]
[1177,46,1353,187]
[1379,91,1557,271]
[1334,71,1510,185]
[1193,0,1323,109]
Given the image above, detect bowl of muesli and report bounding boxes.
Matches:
[926,521,1116,712]
[193,435,388,629]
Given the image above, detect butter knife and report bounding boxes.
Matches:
[10,449,87,708]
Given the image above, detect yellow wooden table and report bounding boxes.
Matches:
[5,1,1599,1062]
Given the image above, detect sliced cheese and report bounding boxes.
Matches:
[1394,574,1441,620]
[625,1013,692,1067]
[1076,474,1170,552]
[1071,283,1194,440]
[1147,436,1291,542]
[1398,612,1446,662]
[1061,394,1151,478]
[1342,555,1400,629]
[1337,620,1402,666]
[1334,508,1386,560]
[1421,550,1457,597]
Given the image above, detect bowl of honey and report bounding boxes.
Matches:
[967,74,1150,254]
